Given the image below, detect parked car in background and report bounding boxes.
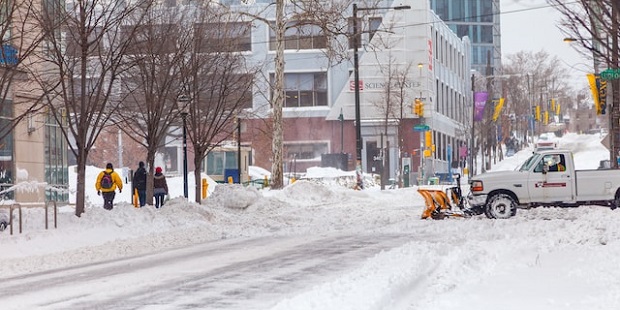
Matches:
[535,132,559,151]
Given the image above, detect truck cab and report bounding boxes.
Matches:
[469,149,620,219]
[525,151,573,203]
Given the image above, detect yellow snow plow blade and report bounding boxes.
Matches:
[418,188,467,219]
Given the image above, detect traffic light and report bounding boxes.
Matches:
[425,130,432,147]
[413,98,424,117]
[413,99,420,115]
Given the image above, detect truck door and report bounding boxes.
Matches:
[527,153,574,203]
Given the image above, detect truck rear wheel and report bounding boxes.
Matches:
[485,193,517,219]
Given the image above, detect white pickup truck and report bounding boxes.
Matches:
[468,149,620,219]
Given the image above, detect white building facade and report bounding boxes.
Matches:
[231,0,472,184]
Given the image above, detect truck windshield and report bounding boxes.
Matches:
[519,154,540,172]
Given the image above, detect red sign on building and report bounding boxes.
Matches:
[349,80,363,91]
[428,40,433,70]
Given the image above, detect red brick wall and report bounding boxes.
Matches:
[242,117,423,174]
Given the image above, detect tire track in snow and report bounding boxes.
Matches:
[0,233,416,309]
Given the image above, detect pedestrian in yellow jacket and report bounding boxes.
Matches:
[95,163,123,210]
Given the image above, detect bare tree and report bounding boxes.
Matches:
[180,7,259,203]
[31,0,150,216]
[238,0,351,189]
[502,50,574,144]
[366,47,414,189]
[550,0,620,166]
[115,4,190,205]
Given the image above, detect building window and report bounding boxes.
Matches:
[348,17,383,49]
[207,151,236,175]
[368,17,382,43]
[481,25,494,44]
[285,142,329,161]
[205,149,240,182]
[45,112,69,203]
[269,21,327,50]
[72,77,101,99]
[0,100,12,200]
[44,0,65,54]
[228,74,254,109]
[121,24,179,55]
[0,0,11,41]
[270,72,328,107]
[195,22,252,52]
[482,0,494,23]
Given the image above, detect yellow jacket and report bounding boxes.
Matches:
[95,169,124,193]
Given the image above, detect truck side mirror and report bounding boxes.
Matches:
[542,164,549,174]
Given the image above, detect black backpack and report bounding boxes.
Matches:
[100,171,113,189]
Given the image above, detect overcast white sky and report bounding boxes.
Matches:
[501,0,592,90]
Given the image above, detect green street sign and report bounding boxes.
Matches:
[413,124,430,132]
[600,68,620,80]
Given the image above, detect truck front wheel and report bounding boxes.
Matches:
[485,193,517,219]
[612,191,620,210]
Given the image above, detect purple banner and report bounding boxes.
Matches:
[474,92,488,122]
[459,145,468,158]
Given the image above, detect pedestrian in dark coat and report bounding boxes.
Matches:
[133,161,147,207]
[153,166,169,208]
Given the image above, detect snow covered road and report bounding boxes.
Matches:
[3,133,620,310]
[0,234,415,309]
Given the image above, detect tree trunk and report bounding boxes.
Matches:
[75,152,88,217]
[146,150,156,206]
[194,151,204,203]
[270,0,285,189]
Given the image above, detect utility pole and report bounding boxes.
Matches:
[610,5,619,168]
[469,74,475,178]
[482,51,493,173]
[352,4,411,189]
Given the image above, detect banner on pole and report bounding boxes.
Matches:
[492,97,505,121]
[474,92,488,122]
[587,73,607,115]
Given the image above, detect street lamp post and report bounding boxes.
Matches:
[237,116,241,184]
[352,3,410,189]
[178,95,189,200]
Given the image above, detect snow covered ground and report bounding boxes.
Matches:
[1,133,619,309]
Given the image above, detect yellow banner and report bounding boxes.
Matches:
[492,98,504,121]
[587,73,607,114]
[587,73,600,113]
